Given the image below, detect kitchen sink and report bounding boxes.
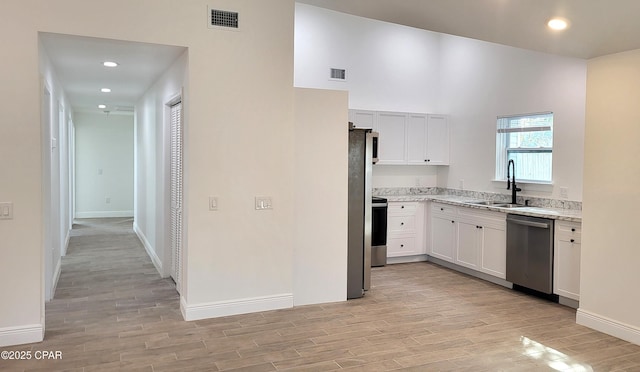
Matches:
[496,203,526,209]
[468,200,507,206]
[468,201,526,208]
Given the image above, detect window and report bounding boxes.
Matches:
[495,112,553,183]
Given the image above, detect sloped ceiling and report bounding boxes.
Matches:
[297,0,640,59]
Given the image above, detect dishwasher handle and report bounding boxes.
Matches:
[508,218,551,229]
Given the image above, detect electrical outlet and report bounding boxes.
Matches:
[209,196,218,211]
[0,202,14,220]
[255,196,273,210]
[560,187,569,199]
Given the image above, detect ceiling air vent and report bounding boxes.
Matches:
[208,7,239,29]
[330,68,347,81]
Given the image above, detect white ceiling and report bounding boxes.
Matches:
[297,0,640,59]
[40,33,185,115]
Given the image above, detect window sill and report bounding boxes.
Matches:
[492,179,553,186]
[492,179,554,193]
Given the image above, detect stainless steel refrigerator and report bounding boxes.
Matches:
[347,123,378,299]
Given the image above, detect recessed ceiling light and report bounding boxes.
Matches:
[98,104,106,109]
[103,61,118,67]
[547,18,569,31]
[101,88,111,93]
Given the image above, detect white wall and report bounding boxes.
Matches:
[294,4,587,199]
[0,0,305,345]
[294,3,441,113]
[134,49,187,278]
[38,41,74,304]
[293,88,348,306]
[75,112,134,218]
[577,49,640,344]
[438,34,587,201]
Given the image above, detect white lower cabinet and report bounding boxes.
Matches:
[387,202,425,257]
[430,203,506,279]
[554,221,582,301]
[429,203,456,262]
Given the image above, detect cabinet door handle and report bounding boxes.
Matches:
[400,244,404,247]
[427,159,431,162]
[451,220,455,223]
[401,205,405,209]
[440,208,444,211]
[571,228,576,232]
[571,239,575,243]
[400,222,404,226]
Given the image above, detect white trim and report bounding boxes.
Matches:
[133,222,163,276]
[0,324,44,347]
[181,293,294,321]
[577,308,640,346]
[49,257,62,302]
[75,211,134,219]
[61,228,70,256]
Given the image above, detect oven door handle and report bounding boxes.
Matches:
[372,203,388,207]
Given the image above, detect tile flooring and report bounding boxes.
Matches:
[1,218,639,371]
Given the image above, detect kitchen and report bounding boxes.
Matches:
[295,2,637,346]
[1,0,638,353]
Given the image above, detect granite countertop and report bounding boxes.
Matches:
[384,194,582,222]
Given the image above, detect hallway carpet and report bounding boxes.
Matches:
[1,217,640,371]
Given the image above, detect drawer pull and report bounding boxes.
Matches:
[400,244,404,247]
[451,220,455,223]
[571,239,575,243]
[440,208,444,211]
[400,222,404,226]
[571,228,576,232]
[401,205,405,209]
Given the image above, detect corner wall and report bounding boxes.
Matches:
[578,49,640,345]
[293,87,348,306]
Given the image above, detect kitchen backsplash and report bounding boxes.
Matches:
[373,187,582,211]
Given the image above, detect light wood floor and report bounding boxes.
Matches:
[2,218,639,371]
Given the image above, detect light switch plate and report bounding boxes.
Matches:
[255,196,273,210]
[209,196,218,211]
[0,202,14,220]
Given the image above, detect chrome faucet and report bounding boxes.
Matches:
[507,159,521,204]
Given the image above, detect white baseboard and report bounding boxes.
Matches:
[132,223,163,276]
[75,210,134,219]
[181,293,294,321]
[387,254,428,265]
[577,308,640,346]
[0,324,43,347]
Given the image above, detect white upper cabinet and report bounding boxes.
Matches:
[349,110,376,129]
[349,109,450,165]
[426,115,450,165]
[406,114,428,165]
[376,112,408,165]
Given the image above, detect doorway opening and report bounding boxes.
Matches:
[38,32,188,336]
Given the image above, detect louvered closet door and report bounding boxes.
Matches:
[170,101,183,293]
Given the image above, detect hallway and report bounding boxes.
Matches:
[2,218,640,371]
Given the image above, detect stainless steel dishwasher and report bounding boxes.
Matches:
[506,214,554,294]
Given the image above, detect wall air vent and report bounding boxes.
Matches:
[330,68,347,81]
[208,7,239,29]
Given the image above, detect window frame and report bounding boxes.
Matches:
[495,112,554,184]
